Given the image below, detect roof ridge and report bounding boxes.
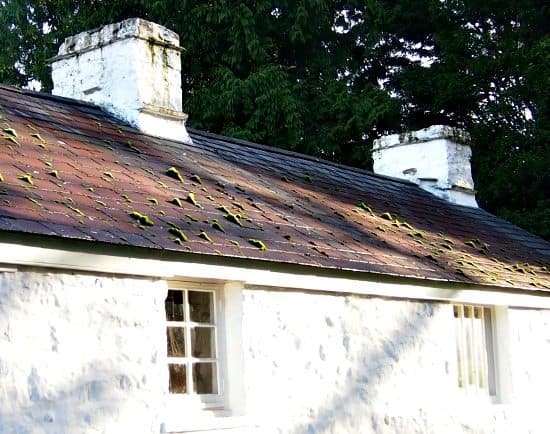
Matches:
[188,128,415,188]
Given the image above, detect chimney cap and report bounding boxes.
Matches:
[373,125,471,151]
[50,18,180,63]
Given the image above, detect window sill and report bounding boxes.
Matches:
[162,414,254,433]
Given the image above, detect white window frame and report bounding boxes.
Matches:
[452,302,516,406]
[162,280,247,433]
[165,281,225,409]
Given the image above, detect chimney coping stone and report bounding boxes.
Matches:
[51,18,180,61]
[373,125,471,150]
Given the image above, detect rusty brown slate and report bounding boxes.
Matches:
[0,84,548,291]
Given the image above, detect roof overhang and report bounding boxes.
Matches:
[1,232,549,309]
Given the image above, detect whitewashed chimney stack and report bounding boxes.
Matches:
[51,18,191,144]
[373,125,478,207]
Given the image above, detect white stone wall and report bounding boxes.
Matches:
[1,269,549,434]
[507,308,550,417]
[0,269,167,434]
[241,288,550,434]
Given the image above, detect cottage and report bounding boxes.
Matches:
[0,18,549,434]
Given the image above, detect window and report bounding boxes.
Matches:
[162,281,246,432]
[453,304,496,397]
[165,287,219,397]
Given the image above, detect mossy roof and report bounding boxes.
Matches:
[0,83,548,291]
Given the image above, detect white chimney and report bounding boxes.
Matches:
[50,18,191,144]
[373,125,477,207]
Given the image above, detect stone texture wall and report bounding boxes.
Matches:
[1,269,549,434]
[241,288,550,434]
[0,269,167,434]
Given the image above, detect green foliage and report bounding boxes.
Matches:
[0,0,548,238]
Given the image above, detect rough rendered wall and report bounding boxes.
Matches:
[507,308,550,414]
[1,269,549,434]
[241,288,550,434]
[0,269,167,434]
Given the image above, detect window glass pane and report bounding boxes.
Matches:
[189,291,213,323]
[168,364,187,393]
[167,327,186,357]
[192,327,215,358]
[454,304,496,396]
[166,290,185,321]
[193,362,217,394]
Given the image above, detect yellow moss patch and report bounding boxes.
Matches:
[198,231,213,243]
[18,174,33,185]
[248,238,267,251]
[190,174,202,184]
[2,127,17,137]
[169,197,184,208]
[186,192,201,208]
[67,204,85,217]
[30,132,45,142]
[169,227,188,242]
[48,169,60,179]
[166,166,184,183]
[130,211,154,226]
[211,220,225,232]
[27,197,43,208]
[3,134,19,146]
[224,211,243,227]
[357,202,373,214]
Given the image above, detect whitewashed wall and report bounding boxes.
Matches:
[241,288,550,434]
[0,269,167,434]
[1,269,549,434]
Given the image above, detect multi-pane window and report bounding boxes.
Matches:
[165,288,219,395]
[453,304,496,396]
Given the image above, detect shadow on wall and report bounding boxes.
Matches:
[296,297,442,434]
[244,287,522,434]
[0,269,165,434]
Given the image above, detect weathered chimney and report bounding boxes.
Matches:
[373,125,477,207]
[50,18,191,144]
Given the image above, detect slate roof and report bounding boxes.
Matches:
[0,83,549,290]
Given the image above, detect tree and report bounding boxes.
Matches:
[0,0,548,238]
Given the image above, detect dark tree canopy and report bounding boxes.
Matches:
[1,0,548,239]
